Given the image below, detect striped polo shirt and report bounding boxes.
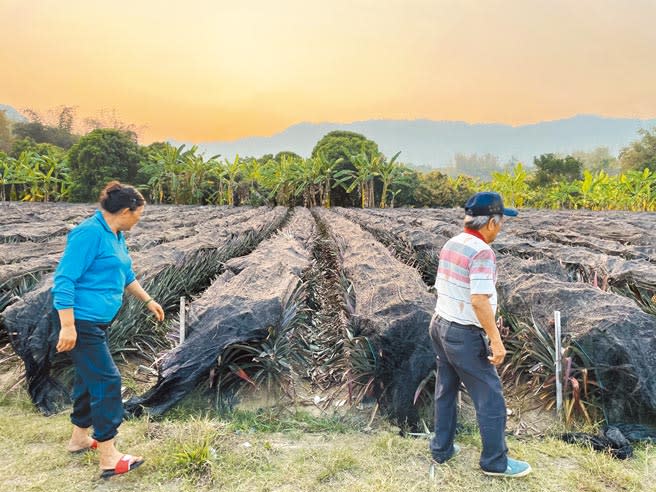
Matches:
[435,231,497,327]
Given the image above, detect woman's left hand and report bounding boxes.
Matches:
[147,300,165,322]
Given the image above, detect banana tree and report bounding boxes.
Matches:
[312,151,340,208]
[543,181,581,209]
[0,154,14,201]
[620,168,656,211]
[242,158,264,205]
[334,150,380,208]
[143,144,186,204]
[207,158,227,205]
[489,163,529,208]
[375,151,404,208]
[223,155,244,206]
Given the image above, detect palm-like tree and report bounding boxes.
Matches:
[143,144,184,204]
[313,151,340,208]
[223,155,243,206]
[334,150,380,208]
[260,155,299,206]
[375,151,404,208]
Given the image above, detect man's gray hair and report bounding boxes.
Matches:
[464,214,503,230]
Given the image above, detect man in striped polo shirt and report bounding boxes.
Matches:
[429,192,531,478]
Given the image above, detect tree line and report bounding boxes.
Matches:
[1,107,655,210]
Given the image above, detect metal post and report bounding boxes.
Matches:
[554,310,562,417]
[179,296,186,345]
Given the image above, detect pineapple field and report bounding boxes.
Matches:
[1,202,655,428]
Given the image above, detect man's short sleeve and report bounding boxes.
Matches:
[469,248,496,295]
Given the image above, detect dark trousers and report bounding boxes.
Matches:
[54,314,124,442]
[429,315,508,472]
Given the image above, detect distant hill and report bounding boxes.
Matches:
[0,104,27,123]
[175,115,656,167]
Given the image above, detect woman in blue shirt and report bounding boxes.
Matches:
[52,181,164,479]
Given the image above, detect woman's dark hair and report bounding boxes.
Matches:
[99,181,145,213]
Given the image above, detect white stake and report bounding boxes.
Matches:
[554,310,563,417]
[179,296,186,345]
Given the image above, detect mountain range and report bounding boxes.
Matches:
[3,103,654,167]
[0,104,27,123]
[177,115,656,167]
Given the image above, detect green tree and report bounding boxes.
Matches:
[375,152,406,208]
[67,129,141,202]
[12,107,79,149]
[11,137,66,159]
[260,154,300,206]
[619,128,656,172]
[571,147,620,175]
[223,155,244,206]
[0,110,13,153]
[414,171,475,207]
[489,162,530,207]
[451,153,501,180]
[274,151,302,162]
[532,154,583,187]
[334,150,380,208]
[311,130,379,207]
[313,150,340,207]
[389,168,421,207]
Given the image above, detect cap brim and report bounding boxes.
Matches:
[503,208,518,217]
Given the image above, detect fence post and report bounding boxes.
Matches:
[179,296,186,345]
[554,310,563,417]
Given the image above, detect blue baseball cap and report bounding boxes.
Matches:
[464,192,518,217]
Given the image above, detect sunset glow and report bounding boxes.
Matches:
[2,0,655,143]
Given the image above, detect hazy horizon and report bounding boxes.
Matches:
[2,0,655,143]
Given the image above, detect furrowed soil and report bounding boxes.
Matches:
[1,203,655,491]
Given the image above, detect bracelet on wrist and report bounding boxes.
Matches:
[143,298,154,306]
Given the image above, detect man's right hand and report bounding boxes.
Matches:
[56,325,77,352]
[488,340,507,366]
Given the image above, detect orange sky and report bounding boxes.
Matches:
[1,0,655,143]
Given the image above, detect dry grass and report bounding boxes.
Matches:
[0,385,653,492]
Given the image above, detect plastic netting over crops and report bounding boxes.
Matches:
[1,204,288,414]
[2,203,656,426]
[334,207,656,423]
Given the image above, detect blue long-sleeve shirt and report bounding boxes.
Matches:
[52,210,136,323]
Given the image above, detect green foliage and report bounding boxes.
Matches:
[413,171,475,207]
[67,128,141,202]
[212,283,309,402]
[619,127,656,172]
[450,152,501,180]
[12,106,79,149]
[140,143,221,205]
[311,130,379,163]
[171,434,215,479]
[374,151,406,208]
[224,408,359,433]
[334,150,379,208]
[2,124,655,211]
[488,162,529,207]
[0,149,71,202]
[480,165,656,211]
[259,154,300,206]
[10,137,66,159]
[532,154,584,187]
[312,131,380,207]
[0,110,13,153]
[387,168,421,207]
[500,314,597,425]
[571,147,620,175]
